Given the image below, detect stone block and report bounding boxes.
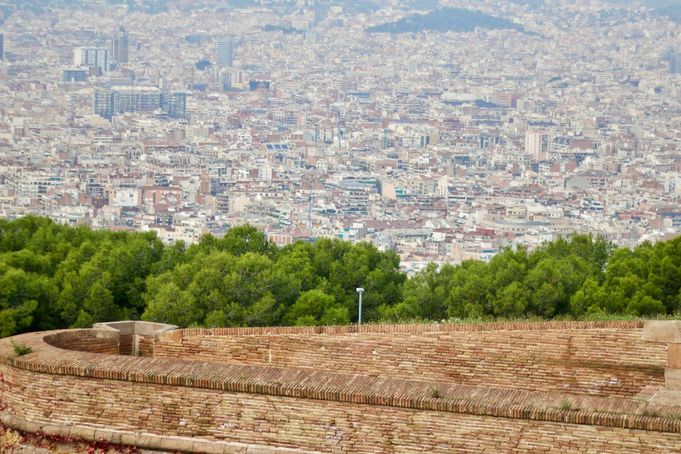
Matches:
[70,426,96,441]
[93,429,113,442]
[158,436,194,451]
[245,445,277,454]
[669,344,681,369]
[647,389,681,407]
[107,430,124,445]
[665,368,681,390]
[119,431,138,447]
[642,321,681,343]
[136,433,165,450]
[40,424,64,436]
[158,329,183,343]
[192,440,229,454]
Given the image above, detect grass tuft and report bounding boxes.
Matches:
[642,409,661,418]
[428,387,443,399]
[11,341,32,357]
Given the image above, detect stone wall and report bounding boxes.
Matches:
[155,320,667,397]
[1,320,680,453]
[0,363,680,453]
[42,330,120,355]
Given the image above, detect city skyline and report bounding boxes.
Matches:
[0,0,679,274]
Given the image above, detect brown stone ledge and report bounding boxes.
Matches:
[177,319,645,337]
[0,411,318,454]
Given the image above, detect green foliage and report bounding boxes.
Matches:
[381,262,453,322]
[493,281,529,318]
[138,233,401,328]
[3,218,681,337]
[626,293,666,317]
[641,408,661,418]
[11,341,32,356]
[284,290,339,326]
[142,282,203,327]
[428,387,442,399]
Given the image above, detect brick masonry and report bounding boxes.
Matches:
[1,321,681,453]
[155,320,667,397]
[43,330,120,355]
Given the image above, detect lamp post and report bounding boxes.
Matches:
[355,287,364,326]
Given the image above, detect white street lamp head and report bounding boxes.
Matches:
[356,288,364,293]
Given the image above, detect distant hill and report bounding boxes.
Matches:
[604,1,681,23]
[655,4,681,23]
[367,7,523,34]
[262,24,305,35]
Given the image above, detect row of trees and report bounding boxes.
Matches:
[382,235,681,321]
[0,216,680,337]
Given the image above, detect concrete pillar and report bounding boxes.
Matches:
[642,320,681,390]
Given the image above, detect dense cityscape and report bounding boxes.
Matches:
[1,0,680,275]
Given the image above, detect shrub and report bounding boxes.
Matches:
[642,408,661,417]
[11,341,32,357]
[429,387,443,399]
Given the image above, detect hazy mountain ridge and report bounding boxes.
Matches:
[655,4,681,23]
[367,7,524,34]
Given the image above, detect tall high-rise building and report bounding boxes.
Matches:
[112,27,129,64]
[215,36,235,68]
[670,50,680,75]
[223,69,246,90]
[0,34,4,60]
[74,47,110,74]
[525,129,551,161]
[407,58,418,74]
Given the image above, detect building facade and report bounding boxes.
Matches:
[112,27,129,64]
[74,47,110,74]
[94,86,186,120]
[215,36,235,68]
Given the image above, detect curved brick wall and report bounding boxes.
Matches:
[0,321,680,453]
[155,320,668,397]
[43,329,120,354]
